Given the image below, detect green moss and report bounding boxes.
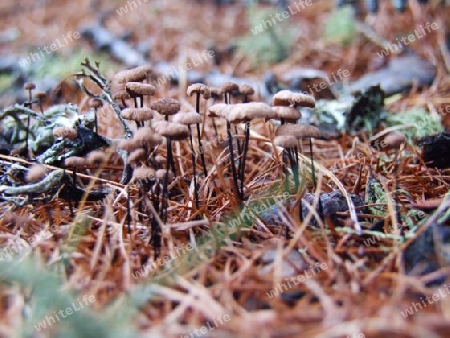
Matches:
[237,5,295,67]
[34,49,119,79]
[386,108,442,140]
[323,6,356,46]
[0,74,15,92]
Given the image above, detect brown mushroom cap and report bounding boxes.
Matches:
[151,98,181,116]
[208,103,233,118]
[187,83,211,100]
[128,148,147,165]
[118,139,141,152]
[35,91,47,100]
[113,90,131,101]
[275,124,321,139]
[87,150,107,166]
[227,102,274,123]
[114,67,147,84]
[274,135,299,149]
[133,167,156,181]
[153,120,189,140]
[239,84,255,96]
[221,81,239,93]
[271,106,302,122]
[24,82,36,90]
[273,90,315,108]
[172,111,203,125]
[133,127,163,144]
[65,156,87,169]
[53,127,78,140]
[383,132,406,150]
[155,169,174,181]
[155,155,166,164]
[26,164,47,183]
[121,107,156,122]
[126,82,156,96]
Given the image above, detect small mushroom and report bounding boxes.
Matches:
[273,90,315,108]
[26,164,47,183]
[173,111,204,209]
[151,98,181,121]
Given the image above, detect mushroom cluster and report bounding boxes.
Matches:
[45,63,326,253]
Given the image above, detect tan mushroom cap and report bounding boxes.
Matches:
[221,81,239,92]
[65,156,87,169]
[114,67,147,84]
[156,169,174,181]
[133,167,156,181]
[113,90,131,101]
[153,120,189,140]
[274,135,299,148]
[26,164,47,183]
[208,103,233,118]
[118,139,141,152]
[133,127,163,144]
[187,83,211,100]
[87,151,107,165]
[53,127,78,140]
[128,148,147,165]
[383,132,406,150]
[121,107,155,122]
[239,84,255,95]
[151,98,181,116]
[271,106,302,122]
[24,82,36,90]
[155,155,166,164]
[173,111,203,125]
[35,91,47,99]
[227,102,275,123]
[275,124,321,139]
[273,90,315,108]
[126,82,156,96]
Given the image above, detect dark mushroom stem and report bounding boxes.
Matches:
[162,137,173,223]
[188,125,199,209]
[239,121,251,196]
[226,120,242,201]
[194,93,208,177]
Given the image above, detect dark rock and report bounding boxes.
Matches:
[419,131,450,169]
[403,221,450,285]
[301,190,368,226]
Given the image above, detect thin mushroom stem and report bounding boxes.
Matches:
[188,125,199,210]
[162,137,173,223]
[309,137,324,220]
[239,121,250,196]
[226,120,241,201]
[93,108,98,133]
[194,93,208,176]
[126,183,131,234]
